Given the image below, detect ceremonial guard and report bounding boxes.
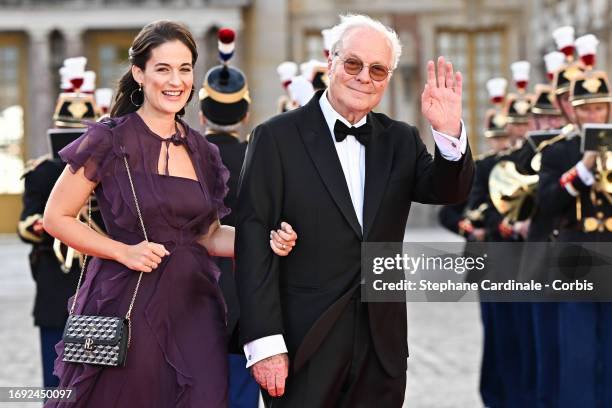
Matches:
[481,61,538,407]
[551,26,585,124]
[525,29,585,407]
[276,61,299,113]
[487,62,535,241]
[439,76,514,407]
[473,78,514,408]
[300,59,328,92]
[537,33,612,408]
[439,78,510,242]
[531,27,585,239]
[18,57,103,388]
[518,49,569,408]
[198,28,259,408]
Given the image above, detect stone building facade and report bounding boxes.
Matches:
[1,0,608,231]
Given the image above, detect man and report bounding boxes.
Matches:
[522,83,566,408]
[477,63,537,407]
[551,26,584,125]
[488,62,535,241]
[439,96,511,408]
[198,27,261,408]
[463,78,512,408]
[507,81,567,408]
[452,78,511,244]
[439,81,510,241]
[236,14,473,406]
[538,68,612,408]
[276,61,299,113]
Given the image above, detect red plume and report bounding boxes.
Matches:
[218,28,235,44]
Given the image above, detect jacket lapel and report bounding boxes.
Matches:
[297,92,363,240]
[362,113,392,240]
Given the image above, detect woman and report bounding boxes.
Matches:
[43,20,296,407]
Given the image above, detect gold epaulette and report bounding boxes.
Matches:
[535,133,569,153]
[20,154,51,179]
[560,123,577,137]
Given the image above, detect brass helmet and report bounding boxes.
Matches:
[531,84,562,116]
[53,57,99,128]
[569,71,612,107]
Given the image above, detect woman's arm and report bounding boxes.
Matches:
[198,219,234,258]
[199,220,297,258]
[43,166,169,272]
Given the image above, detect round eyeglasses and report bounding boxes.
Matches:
[336,54,392,81]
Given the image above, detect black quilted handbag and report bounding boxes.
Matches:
[62,153,147,367]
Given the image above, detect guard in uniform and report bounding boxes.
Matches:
[473,78,514,408]
[520,50,568,408]
[276,61,299,113]
[538,37,612,406]
[488,63,536,240]
[526,33,584,407]
[440,78,510,243]
[198,28,259,408]
[438,77,512,407]
[300,59,328,92]
[551,26,585,125]
[18,58,102,388]
[483,63,538,407]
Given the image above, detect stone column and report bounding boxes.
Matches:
[243,0,289,127]
[27,28,53,159]
[233,26,244,73]
[63,28,84,58]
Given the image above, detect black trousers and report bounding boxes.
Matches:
[263,298,406,408]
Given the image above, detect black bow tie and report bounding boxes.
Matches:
[333,120,371,145]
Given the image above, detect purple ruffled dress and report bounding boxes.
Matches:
[44,112,230,407]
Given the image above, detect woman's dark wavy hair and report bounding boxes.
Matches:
[110,20,198,118]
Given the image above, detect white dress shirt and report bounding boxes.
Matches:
[243,90,468,367]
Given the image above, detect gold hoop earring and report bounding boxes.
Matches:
[130,84,144,107]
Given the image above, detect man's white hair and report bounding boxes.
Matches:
[328,14,402,70]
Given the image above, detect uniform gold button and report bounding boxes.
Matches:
[584,218,599,232]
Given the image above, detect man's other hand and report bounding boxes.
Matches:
[251,353,289,397]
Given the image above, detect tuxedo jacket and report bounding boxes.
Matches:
[235,91,474,377]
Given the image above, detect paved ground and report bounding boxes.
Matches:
[403,227,483,407]
[0,228,483,407]
[0,235,42,407]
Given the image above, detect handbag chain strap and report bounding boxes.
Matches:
[68,155,148,339]
[69,196,92,315]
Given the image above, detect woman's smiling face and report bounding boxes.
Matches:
[132,39,194,116]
